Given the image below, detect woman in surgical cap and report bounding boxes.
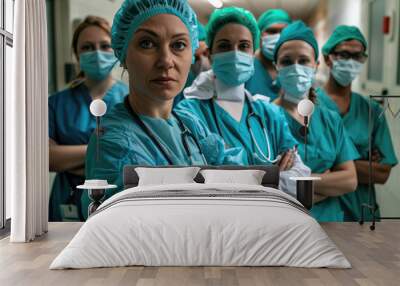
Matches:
[176,7,311,196]
[82,0,245,219]
[245,9,292,101]
[273,21,359,222]
[317,25,398,221]
[48,16,128,222]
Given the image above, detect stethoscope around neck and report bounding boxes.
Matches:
[123,97,207,165]
[209,94,280,164]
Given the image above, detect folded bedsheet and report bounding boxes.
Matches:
[50,183,351,269]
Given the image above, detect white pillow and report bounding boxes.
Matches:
[200,169,266,185]
[135,167,201,186]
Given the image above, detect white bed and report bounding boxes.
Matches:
[50,182,351,269]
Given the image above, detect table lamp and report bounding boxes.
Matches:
[77,99,116,216]
[77,180,116,216]
[297,98,315,162]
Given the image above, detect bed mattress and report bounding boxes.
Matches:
[50,183,350,269]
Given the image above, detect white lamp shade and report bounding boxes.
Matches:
[208,0,223,8]
[90,99,107,117]
[297,99,315,117]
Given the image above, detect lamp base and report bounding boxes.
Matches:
[296,180,314,210]
[88,188,106,216]
[290,177,321,210]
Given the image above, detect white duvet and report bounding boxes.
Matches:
[50,183,351,269]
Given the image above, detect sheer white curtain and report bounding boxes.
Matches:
[7,0,49,242]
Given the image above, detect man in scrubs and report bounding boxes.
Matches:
[318,25,398,221]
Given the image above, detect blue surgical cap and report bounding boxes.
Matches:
[322,25,367,55]
[112,0,199,63]
[206,6,260,51]
[273,20,319,61]
[258,9,292,32]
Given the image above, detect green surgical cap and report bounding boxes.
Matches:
[206,6,260,51]
[322,25,367,55]
[112,0,199,63]
[258,9,292,32]
[198,22,206,42]
[273,20,319,61]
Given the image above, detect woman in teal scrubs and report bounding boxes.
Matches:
[273,21,359,222]
[82,0,245,220]
[176,7,311,196]
[245,9,292,101]
[318,25,398,221]
[48,16,128,221]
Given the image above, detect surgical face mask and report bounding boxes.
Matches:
[277,64,315,104]
[331,59,364,87]
[191,55,211,76]
[261,33,280,60]
[79,50,118,81]
[211,50,255,87]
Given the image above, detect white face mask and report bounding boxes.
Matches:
[261,33,280,60]
[331,59,364,86]
[277,64,316,104]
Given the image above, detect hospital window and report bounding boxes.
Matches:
[0,0,14,232]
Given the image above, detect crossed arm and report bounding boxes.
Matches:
[49,138,87,176]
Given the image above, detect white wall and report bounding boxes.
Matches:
[327,0,361,27]
[69,0,123,24]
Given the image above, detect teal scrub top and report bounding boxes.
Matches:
[317,89,398,221]
[282,105,360,222]
[245,58,280,101]
[83,98,246,220]
[176,95,298,166]
[139,114,198,164]
[48,80,128,221]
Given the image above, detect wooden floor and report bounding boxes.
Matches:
[1,222,399,286]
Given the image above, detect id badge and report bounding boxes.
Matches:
[60,204,80,222]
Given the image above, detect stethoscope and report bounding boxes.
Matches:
[208,95,280,164]
[124,97,207,165]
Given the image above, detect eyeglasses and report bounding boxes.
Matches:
[331,50,368,63]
